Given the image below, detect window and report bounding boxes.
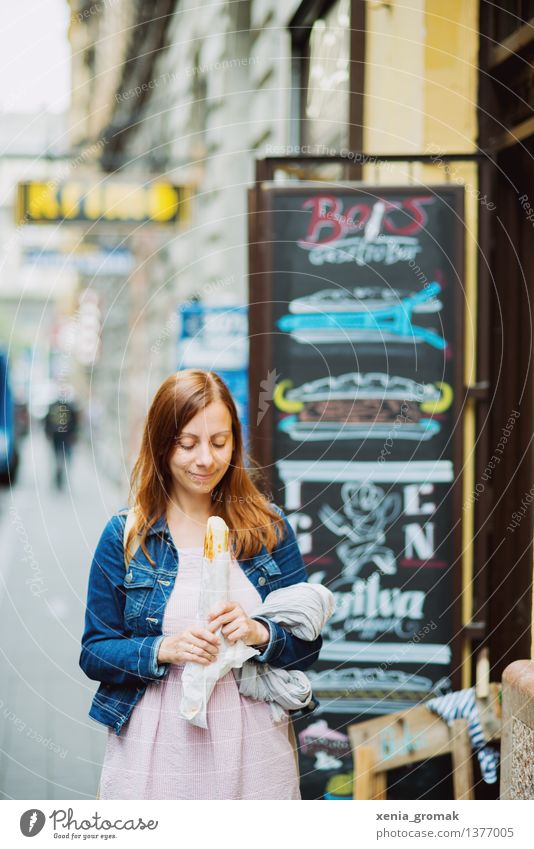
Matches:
[304,0,351,149]
[290,0,363,154]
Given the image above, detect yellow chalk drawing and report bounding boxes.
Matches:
[273,380,304,412]
[421,381,453,414]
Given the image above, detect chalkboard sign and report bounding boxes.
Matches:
[249,184,465,798]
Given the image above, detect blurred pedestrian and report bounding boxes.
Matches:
[80,368,323,799]
[44,391,79,489]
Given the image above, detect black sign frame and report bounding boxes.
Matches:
[248,179,466,794]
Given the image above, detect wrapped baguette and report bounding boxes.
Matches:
[179,516,258,728]
[200,516,232,623]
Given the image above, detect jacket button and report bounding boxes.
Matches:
[125,572,133,583]
[258,576,266,586]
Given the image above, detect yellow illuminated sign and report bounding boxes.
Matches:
[16,181,188,225]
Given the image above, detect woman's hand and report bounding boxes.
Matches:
[207,601,270,648]
[157,628,220,666]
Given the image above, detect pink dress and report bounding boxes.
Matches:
[99,547,300,800]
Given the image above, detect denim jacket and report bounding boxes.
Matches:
[79,506,322,735]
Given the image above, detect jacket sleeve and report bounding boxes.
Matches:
[251,508,323,672]
[79,514,169,687]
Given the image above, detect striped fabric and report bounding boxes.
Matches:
[426,687,499,784]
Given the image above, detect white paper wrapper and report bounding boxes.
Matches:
[179,517,259,728]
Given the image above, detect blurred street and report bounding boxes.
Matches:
[0,0,533,805]
[0,430,122,799]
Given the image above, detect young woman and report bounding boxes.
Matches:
[80,369,322,800]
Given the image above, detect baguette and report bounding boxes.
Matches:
[204,515,230,560]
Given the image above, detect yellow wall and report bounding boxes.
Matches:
[423,1,479,153]
[363,1,479,686]
[364,0,426,161]
[363,0,478,156]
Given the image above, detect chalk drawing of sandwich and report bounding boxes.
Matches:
[274,372,451,442]
[303,669,451,715]
[276,282,447,349]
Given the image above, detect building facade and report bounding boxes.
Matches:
[67,0,533,755]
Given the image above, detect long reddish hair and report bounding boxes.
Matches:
[127,369,285,564]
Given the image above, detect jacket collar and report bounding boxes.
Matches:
[119,507,168,537]
[146,514,168,536]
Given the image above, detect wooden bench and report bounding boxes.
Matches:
[347,683,501,800]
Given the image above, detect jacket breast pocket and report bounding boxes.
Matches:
[252,554,284,593]
[122,566,157,624]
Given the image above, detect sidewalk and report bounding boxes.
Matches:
[0,428,126,799]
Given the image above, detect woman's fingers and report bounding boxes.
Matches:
[222,619,248,642]
[174,612,258,660]
[183,642,216,663]
[165,631,220,665]
[225,628,246,643]
[208,602,235,620]
[207,602,242,631]
[188,648,214,663]
[186,650,211,665]
[191,627,220,646]
[208,609,241,632]
[188,633,219,657]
